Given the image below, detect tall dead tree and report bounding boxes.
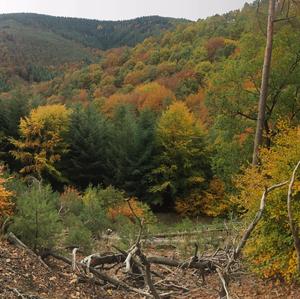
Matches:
[252,0,276,165]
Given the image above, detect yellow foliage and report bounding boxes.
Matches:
[11,104,71,179]
[157,101,200,148]
[233,124,300,282]
[0,167,13,218]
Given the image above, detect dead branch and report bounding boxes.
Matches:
[46,251,153,298]
[137,246,161,299]
[1,216,12,234]
[216,268,230,299]
[72,247,79,271]
[287,160,300,272]
[5,286,41,299]
[234,180,288,258]
[126,198,161,298]
[146,228,231,239]
[147,256,215,271]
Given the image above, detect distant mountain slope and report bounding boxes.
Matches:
[0,13,188,67]
[0,17,95,67]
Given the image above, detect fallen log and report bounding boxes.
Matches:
[46,251,153,298]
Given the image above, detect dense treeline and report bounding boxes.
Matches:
[0,99,217,214]
[1,0,300,282]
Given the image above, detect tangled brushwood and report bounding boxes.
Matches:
[5,161,299,299]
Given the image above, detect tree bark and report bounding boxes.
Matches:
[252,0,276,165]
[287,161,300,272]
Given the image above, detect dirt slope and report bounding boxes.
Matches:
[1,238,300,298]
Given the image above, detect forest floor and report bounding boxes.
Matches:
[1,238,300,299]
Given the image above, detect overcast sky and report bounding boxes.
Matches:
[0,0,254,21]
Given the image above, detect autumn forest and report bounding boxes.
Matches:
[1,0,300,298]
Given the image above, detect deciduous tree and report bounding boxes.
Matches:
[11,104,70,181]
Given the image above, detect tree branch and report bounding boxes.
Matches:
[234,180,288,258]
[287,160,300,272]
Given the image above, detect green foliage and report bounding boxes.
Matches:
[149,101,211,206]
[0,73,10,92]
[63,104,109,188]
[64,214,92,253]
[107,106,157,198]
[0,92,31,171]
[206,20,300,188]
[10,183,62,251]
[23,64,56,82]
[80,186,115,236]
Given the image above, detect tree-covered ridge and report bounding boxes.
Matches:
[0,13,188,90]
[0,13,188,50]
[0,13,188,68]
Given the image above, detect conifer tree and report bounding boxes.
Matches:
[11,183,62,252]
[63,104,109,188]
[107,105,156,198]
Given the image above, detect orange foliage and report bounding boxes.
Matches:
[235,127,254,145]
[157,70,197,92]
[124,69,149,86]
[101,93,135,115]
[175,178,227,217]
[107,198,144,223]
[102,48,127,69]
[102,82,175,114]
[185,90,209,125]
[93,88,102,99]
[71,89,89,106]
[60,186,81,203]
[242,80,257,91]
[135,82,175,111]
[157,62,177,77]
[204,37,225,60]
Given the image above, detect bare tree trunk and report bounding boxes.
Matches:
[252,0,276,165]
[287,161,300,272]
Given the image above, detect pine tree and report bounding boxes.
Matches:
[11,183,62,252]
[63,104,109,188]
[107,105,156,198]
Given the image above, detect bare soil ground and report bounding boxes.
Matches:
[1,239,300,299]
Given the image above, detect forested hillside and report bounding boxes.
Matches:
[0,13,186,68]
[0,13,187,50]
[0,13,187,90]
[2,0,300,296]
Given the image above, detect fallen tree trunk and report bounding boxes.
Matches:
[46,251,153,298]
